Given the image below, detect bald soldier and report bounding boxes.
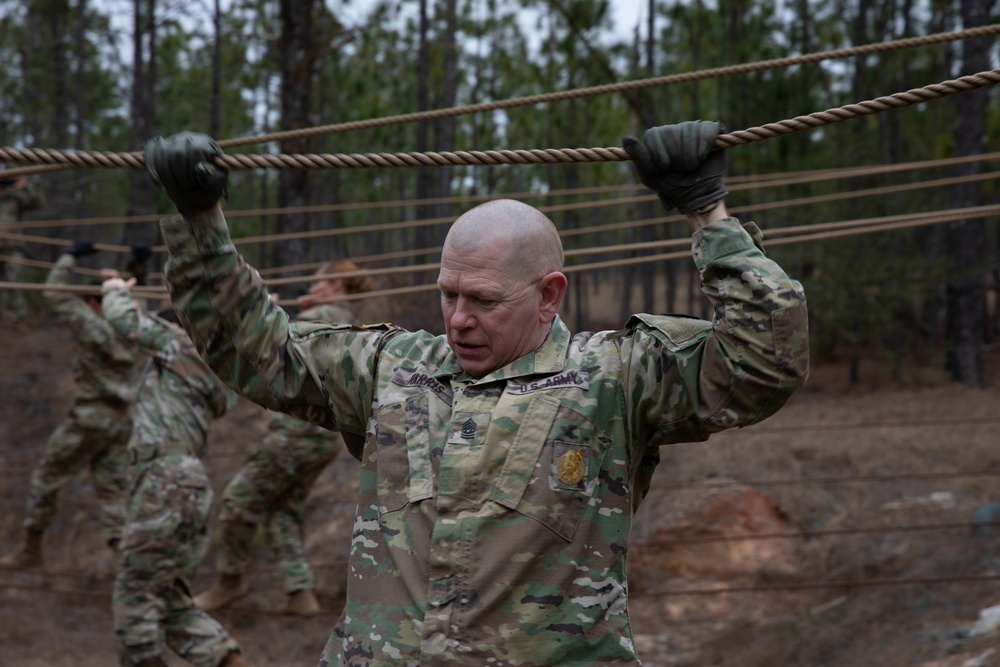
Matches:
[144,121,810,667]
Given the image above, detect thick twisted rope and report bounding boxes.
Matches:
[18,204,998,300]
[2,68,997,173]
[208,24,1000,148]
[2,151,994,232]
[4,25,998,179]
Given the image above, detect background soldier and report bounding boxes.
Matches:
[0,241,136,570]
[100,271,251,667]
[196,261,374,616]
[0,164,44,328]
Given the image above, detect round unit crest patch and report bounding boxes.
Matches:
[556,448,586,486]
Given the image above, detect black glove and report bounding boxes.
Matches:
[66,239,96,258]
[127,243,152,284]
[144,131,228,215]
[131,243,152,263]
[623,120,728,214]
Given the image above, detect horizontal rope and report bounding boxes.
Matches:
[2,156,994,296]
[4,573,999,603]
[630,573,1000,598]
[8,416,999,478]
[2,69,998,173]
[7,204,996,300]
[5,22,997,181]
[2,163,994,291]
[640,520,990,547]
[0,281,164,298]
[6,150,997,232]
[199,23,1000,149]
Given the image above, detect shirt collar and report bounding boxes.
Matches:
[450,315,569,385]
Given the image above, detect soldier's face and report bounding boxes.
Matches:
[439,237,547,378]
[309,276,345,301]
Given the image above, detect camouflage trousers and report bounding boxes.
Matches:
[113,455,239,667]
[0,246,28,324]
[216,428,342,594]
[23,401,131,545]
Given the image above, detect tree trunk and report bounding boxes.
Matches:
[274,0,316,295]
[126,0,157,242]
[945,0,993,386]
[432,0,458,223]
[45,0,71,240]
[411,0,436,280]
[72,0,88,210]
[210,0,221,138]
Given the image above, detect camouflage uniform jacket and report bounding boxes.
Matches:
[269,302,358,439]
[43,254,136,408]
[101,288,234,462]
[0,182,43,252]
[162,209,809,667]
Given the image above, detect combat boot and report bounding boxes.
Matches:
[279,588,321,617]
[220,650,255,667]
[0,529,43,569]
[193,573,248,611]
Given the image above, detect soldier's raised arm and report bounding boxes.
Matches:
[618,121,811,445]
[145,132,383,440]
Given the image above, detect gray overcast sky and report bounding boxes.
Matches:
[337,1,648,38]
[96,0,649,48]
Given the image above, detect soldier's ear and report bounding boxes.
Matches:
[538,272,567,323]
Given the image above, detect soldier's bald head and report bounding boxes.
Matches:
[444,199,564,280]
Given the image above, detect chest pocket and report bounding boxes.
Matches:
[373,394,434,517]
[490,393,610,541]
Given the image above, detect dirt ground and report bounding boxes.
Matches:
[3,322,1000,667]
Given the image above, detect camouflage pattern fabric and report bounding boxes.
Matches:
[112,456,238,667]
[23,403,133,545]
[161,208,810,667]
[216,302,356,594]
[102,289,239,666]
[44,255,137,405]
[21,254,137,544]
[0,181,44,322]
[217,425,343,594]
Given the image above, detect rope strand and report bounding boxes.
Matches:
[1,68,997,173]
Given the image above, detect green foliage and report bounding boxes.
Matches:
[1,0,996,363]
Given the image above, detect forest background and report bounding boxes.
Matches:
[0,0,998,386]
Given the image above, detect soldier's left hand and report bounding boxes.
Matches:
[623,120,729,214]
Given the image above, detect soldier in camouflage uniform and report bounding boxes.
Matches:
[195,261,374,616]
[0,241,136,570]
[100,273,252,667]
[145,121,810,667]
[0,165,44,326]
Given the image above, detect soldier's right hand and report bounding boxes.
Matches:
[101,276,136,294]
[66,239,97,258]
[131,242,153,263]
[144,131,229,216]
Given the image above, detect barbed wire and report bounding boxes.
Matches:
[5,563,1000,605]
[630,574,1000,598]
